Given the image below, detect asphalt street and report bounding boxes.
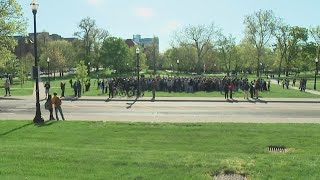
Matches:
[1,97,320,123]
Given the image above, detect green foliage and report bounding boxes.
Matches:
[0,0,26,69]
[40,40,75,71]
[76,60,88,92]
[100,37,148,74]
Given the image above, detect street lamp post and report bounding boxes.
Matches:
[47,57,50,85]
[31,0,44,123]
[260,62,263,78]
[87,62,91,76]
[314,58,318,90]
[136,47,140,97]
[176,59,180,76]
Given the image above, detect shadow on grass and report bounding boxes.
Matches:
[126,97,139,109]
[0,122,33,136]
[35,120,58,127]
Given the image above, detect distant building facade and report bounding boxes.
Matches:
[13,32,77,60]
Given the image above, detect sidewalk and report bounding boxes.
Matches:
[61,95,320,103]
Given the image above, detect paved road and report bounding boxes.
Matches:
[1,97,320,123]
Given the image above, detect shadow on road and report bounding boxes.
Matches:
[126,97,139,109]
[255,98,268,104]
[0,122,33,137]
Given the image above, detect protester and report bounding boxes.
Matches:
[60,81,66,97]
[45,94,55,120]
[44,81,50,99]
[52,92,65,121]
[4,78,11,96]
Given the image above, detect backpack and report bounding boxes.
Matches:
[44,101,50,110]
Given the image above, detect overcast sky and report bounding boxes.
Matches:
[19,0,320,52]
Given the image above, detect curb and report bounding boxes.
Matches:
[61,97,320,104]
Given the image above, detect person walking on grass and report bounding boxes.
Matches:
[4,78,11,96]
[45,94,55,120]
[52,92,65,121]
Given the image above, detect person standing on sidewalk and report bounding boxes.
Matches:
[52,92,65,121]
[4,78,11,96]
[151,79,156,101]
[223,82,229,99]
[243,81,249,99]
[229,82,234,99]
[60,81,66,97]
[44,81,50,99]
[45,94,55,120]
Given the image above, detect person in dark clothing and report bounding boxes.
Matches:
[109,81,114,98]
[77,80,82,97]
[223,83,229,99]
[249,82,254,99]
[229,83,234,99]
[60,81,65,97]
[151,79,156,101]
[45,94,55,120]
[73,81,78,97]
[69,79,73,88]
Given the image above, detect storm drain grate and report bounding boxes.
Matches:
[213,173,247,180]
[268,145,287,152]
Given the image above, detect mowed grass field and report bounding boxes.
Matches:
[1,121,320,179]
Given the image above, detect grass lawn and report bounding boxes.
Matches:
[1,121,320,179]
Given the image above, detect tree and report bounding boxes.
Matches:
[40,40,75,78]
[234,39,256,74]
[0,0,26,69]
[217,34,237,75]
[172,23,219,73]
[100,37,147,75]
[274,22,289,80]
[310,26,320,61]
[275,25,308,76]
[74,17,109,70]
[76,61,88,93]
[244,10,276,77]
[143,36,159,74]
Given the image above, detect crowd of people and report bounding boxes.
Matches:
[72,76,273,100]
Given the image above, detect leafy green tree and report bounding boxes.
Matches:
[100,37,147,75]
[244,10,276,77]
[0,0,26,69]
[74,17,109,70]
[76,61,88,93]
[310,26,320,61]
[40,40,75,77]
[217,34,237,75]
[275,26,308,76]
[143,36,159,74]
[172,23,219,73]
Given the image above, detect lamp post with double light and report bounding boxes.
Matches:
[31,0,44,123]
[176,59,180,76]
[87,62,91,76]
[136,47,140,97]
[314,58,318,90]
